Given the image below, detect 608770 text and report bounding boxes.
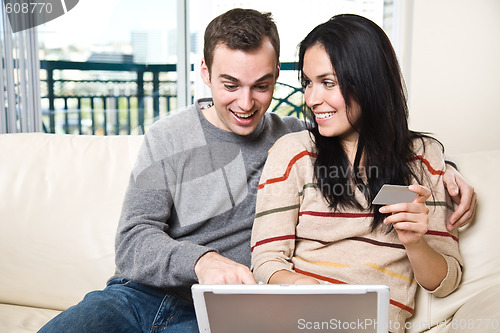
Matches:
[5,2,53,14]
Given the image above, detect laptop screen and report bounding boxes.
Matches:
[192,284,389,333]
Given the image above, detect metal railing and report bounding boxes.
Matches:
[40,60,304,135]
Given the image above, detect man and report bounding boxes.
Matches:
[39,8,475,333]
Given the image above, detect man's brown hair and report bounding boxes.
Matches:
[203,8,280,73]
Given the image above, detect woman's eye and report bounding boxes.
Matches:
[324,81,336,88]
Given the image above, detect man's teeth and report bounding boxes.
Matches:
[233,111,256,118]
[315,112,336,119]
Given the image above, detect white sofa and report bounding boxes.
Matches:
[0,133,499,333]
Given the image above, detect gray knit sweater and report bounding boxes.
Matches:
[112,98,304,301]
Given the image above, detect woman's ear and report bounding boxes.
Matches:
[200,58,211,87]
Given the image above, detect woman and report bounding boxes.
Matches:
[250,14,462,332]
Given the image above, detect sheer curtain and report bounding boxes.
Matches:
[0,4,42,134]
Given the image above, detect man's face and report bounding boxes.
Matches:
[201,39,279,136]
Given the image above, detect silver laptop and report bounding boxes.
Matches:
[192,284,389,333]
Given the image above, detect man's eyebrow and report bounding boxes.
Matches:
[219,74,239,83]
[255,73,275,83]
[218,73,275,84]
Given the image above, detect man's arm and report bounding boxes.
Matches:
[114,125,219,289]
[115,120,257,288]
[116,176,256,287]
[442,163,477,230]
[115,176,214,288]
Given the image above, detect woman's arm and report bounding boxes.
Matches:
[381,138,463,295]
[251,134,312,284]
[380,185,448,290]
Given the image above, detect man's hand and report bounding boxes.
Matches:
[194,251,256,284]
[442,163,477,230]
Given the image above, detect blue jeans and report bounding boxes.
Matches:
[38,279,199,333]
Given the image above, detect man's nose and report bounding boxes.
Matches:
[238,88,255,111]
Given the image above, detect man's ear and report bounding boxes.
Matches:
[200,58,211,87]
[276,62,280,82]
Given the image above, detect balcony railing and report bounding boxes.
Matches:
[40,60,304,135]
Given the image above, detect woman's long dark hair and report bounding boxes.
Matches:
[298,14,441,230]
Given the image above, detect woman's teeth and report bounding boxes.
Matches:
[315,112,336,119]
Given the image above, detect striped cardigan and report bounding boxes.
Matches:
[251,130,462,332]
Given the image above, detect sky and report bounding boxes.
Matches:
[38,0,177,48]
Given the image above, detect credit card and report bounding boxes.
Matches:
[372,184,417,205]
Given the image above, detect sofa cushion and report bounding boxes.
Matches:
[408,150,500,332]
[0,133,143,311]
[449,285,500,333]
[450,285,500,333]
[0,304,61,333]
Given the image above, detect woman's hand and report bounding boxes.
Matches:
[379,185,431,247]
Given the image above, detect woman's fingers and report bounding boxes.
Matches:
[409,184,431,204]
[378,185,431,246]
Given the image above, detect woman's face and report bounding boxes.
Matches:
[302,44,361,144]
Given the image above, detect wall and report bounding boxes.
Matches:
[405,0,500,155]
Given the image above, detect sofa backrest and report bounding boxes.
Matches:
[0,133,143,311]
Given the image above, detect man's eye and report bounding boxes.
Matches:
[255,85,269,92]
[224,84,238,91]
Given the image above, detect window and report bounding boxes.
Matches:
[0,3,42,134]
[5,0,402,135]
[37,0,181,134]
